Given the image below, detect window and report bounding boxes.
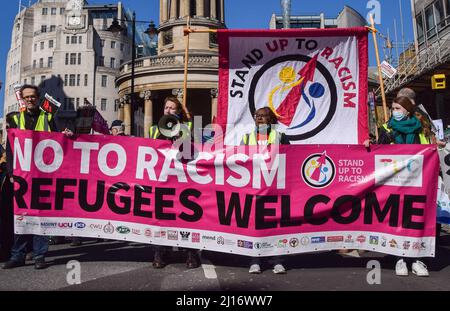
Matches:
[101,39,105,47]
[76,98,80,109]
[39,58,44,68]
[24,79,27,84]
[41,75,46,87]
[60,8,65,15]
[79,36,82,44]
[64,74,68,86]
[77,74,81,86]
[50,25,56,32]
[40,41,44,50]
[34,44,37,52]
[41,25,47,33]
[120,59,124,65]
[84,74,88,86]
[48,57,53,68]
[417,13,425,43]
[66,36,70,44]
[69,74,76,86]
[78,53,82,65]
[101,98,107,111]
[33,60,37,69]
[114,99,119,112]
[70,53,77,65]
[163,29,173,45]
[49,40,54,48]
[425,5,437,37]
[57,74,61,86]
[101,75,107,87]
[111,41,116,49]
[435,0,446,30]
[31,77,35,85]
[120,43,124,51]
[65,53,69,65]
[110,57,116,68]
[99,56,105,66]
[51,8,57,15]
[71,36,77,44]
[42,8,48,15]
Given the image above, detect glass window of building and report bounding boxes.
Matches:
[39,58,44,68]
[425,5,437,37]
[71,36,78,44]
[41,25,47,33]
[69,74,76,86]
[65,53,69,65]
[40,41,44,50]
[101,39,105,47]
[42,8,48,15]
[50,25,56,32]
[101,99,107,111]
[41,75,46,87]
[49,40,54,48]
[64,74,68,86]
[51,8,57,15]
[79,36,82,44]
[99,56,105,66]
[111,41,116,49]
[77,74,81,86]
[417,13,425,44]
[78,53,82,65]
[60,8,65,15]
[84,74,88,86]
[101,75,107,87]
[66,36,70,44]
[110,58,116,68]
[33,60,37,69]
[120,43,124,51]
[163,29,173,46]
[34,43,37,52]
[31,77,35,85]
[70,53,77,65]
[48,57,53,68]
[435,0,446,30]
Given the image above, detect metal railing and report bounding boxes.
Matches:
[376,37,450,97]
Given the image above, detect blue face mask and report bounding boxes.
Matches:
[392,111,406,121]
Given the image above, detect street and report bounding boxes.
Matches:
[1,232,450,291]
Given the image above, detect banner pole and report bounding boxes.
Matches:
[369,14,389,123]
[183,17,192,120]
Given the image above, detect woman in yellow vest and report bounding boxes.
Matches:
[378,96,431,277]
[149,96,199,269]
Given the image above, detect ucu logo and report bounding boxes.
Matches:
[58,223,73,228]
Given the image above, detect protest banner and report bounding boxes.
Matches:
[216,28,368,145]
[9,129,438,257]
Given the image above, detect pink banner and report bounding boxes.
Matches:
[8,129,439,257]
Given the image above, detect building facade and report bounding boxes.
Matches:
[116,0,226,137]
[269,5,366,29]
[3,0,132,133]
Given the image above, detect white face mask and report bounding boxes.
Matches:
[392,111,406,121]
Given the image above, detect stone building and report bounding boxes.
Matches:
[116,0,226,137]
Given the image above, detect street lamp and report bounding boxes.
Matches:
[107,11,158,135]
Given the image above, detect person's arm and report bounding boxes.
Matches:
[377,127,393,145]
[280,133,290,145]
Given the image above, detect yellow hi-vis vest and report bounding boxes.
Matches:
[12,111,53,132]
[149,121,193,139]
[382,123,430,145]
[242,129,280,145]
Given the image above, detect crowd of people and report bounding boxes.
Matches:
[0,84,446,276]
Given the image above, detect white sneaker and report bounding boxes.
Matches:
[395,259,408,276]
[249,264,261,274]
[412,260,429,277]
[272,264,286,274]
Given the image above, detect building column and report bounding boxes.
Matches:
[185,0,190,17]
[210,0,216,19]
[197,0,204,17]
[160,0,164,23]
[211,88,218,122]
[121,95,131,135]
[220,0,224,22]
[162,0,168,22]
[170,0,177,19]
[141,90,153,138]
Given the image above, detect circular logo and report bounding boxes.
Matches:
[248,54,337,142]
[103,222,115,234]
[301,237,310,246]
[217,236,225,245]
[289,238,299,248]
[301,152,336,188]
[254,242,262,249]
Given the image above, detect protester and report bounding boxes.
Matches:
[110,120,126,136]
[148,96,199,269]
[2,85,71,270]
[378,96,430,276]
[241,107,290,274]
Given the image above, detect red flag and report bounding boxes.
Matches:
[92,109,110,135]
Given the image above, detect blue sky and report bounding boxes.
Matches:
[0,0,414,117]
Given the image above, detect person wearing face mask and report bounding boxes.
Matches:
[378,96,431,145]
[378,96,431,277]
[148,96,200,269]
[241,107,290,274]
[241,107,290,146]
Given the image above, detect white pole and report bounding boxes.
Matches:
[399,0,406,57]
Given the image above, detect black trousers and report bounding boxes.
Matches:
[0,178,14,259]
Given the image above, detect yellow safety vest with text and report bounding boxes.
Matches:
[12,111,53,132]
